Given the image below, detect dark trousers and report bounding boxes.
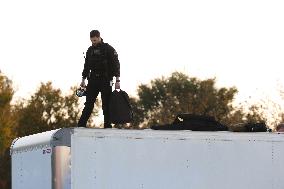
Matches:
[78,77,112,128]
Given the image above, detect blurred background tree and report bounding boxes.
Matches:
[0,71,16,154]
[129,72,266,128]
[0,71,17,189]
[15,82,83,136]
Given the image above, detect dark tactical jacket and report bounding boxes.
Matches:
[82,41,120,80]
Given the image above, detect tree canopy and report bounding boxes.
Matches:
[0,71,16,155]
[129,72,267,128]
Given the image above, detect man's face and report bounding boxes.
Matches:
[90,36,101,46]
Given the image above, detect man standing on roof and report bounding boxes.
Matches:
[78,30,120,128]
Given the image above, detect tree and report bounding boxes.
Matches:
[130,72,265,128]
[0,71,16,154]
[0,71,17,189]
[15,82,96,136]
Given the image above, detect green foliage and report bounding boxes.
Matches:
[0,73,13,107]
[130,72,239,128]
[16,82,84,136]
[0,72,16,189]
[245,105,267,123]
[127,97,144,129]
[0,72,16,154]
[63,86,82,126]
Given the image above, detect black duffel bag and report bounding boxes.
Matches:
[109,89,133,124]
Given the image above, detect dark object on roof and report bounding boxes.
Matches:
[151,113,228,131]
[276,123,284,132]
[229,122,268,132]
[245,122,267,132]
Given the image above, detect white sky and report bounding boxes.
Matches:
[1,0,284,110]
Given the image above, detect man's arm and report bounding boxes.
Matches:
[112,45,121,89]
[108,45,120,79]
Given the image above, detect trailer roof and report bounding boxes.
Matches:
[10,128,284,155]
[10,128,73,155]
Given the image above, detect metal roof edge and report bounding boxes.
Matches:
[51,127,74,147]
[10,137,20,156]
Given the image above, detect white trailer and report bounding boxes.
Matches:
[10,128,284,189]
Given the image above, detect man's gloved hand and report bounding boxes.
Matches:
[80,78,86,88]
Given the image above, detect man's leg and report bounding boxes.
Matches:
[78,81,100,127]
[101,80,112,128]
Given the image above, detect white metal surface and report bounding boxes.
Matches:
[10,129,68,189]
[71,129,284,189]
[11,129,60,154]
[12,142,53,189]
[11,128,284,189]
